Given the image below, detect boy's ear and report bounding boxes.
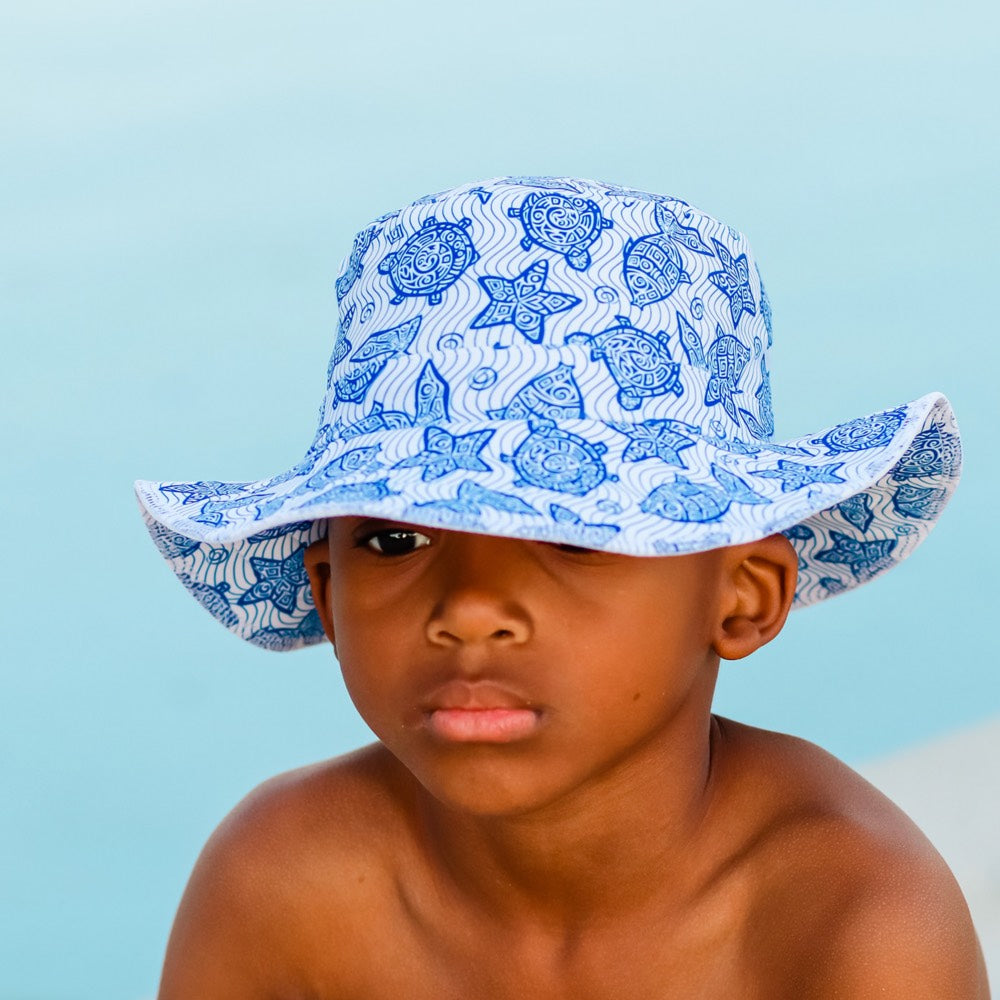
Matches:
[303,536,337,649]
[712,533,798,661]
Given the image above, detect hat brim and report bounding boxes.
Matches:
[136,391,960,650]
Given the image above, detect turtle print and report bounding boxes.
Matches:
[704,332,750,424]
[890,423,961,481]
[622,207,697,307]
[508,421,609,496]
[377,217,479,306]
[814,407,907,455]
[567,316,683,411]
[508,192,613,271]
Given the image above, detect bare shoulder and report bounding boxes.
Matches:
[157,744,410,999]
[714,719,989,998]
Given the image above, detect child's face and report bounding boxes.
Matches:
[311,518,736,816]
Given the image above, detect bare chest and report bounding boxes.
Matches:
[292,891,798,1000]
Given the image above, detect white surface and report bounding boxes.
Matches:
[858,716,1000,986]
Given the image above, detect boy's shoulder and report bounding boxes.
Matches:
[157,746,415,998]
[159,731,987,999]
[712,718,987,995]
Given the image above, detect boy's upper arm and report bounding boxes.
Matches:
[156,793,287,1000]
[156,768,369,1000]
[812,859,989,999]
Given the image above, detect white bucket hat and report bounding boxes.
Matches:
[135,176,962,651]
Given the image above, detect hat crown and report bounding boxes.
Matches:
[321,177,775,447]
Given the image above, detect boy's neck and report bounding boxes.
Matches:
[413,711,726,930]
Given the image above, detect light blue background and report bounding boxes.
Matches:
[3,1,998,996]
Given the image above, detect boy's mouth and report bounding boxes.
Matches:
[421,679,543,743]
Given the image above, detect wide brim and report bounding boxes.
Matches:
[136,391,961,650]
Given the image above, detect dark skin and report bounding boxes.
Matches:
[158,519,989,999]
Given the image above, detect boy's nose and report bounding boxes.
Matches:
[424,535,533,648]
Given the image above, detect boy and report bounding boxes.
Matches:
[137,176,988,997]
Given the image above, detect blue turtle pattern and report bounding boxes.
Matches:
[567,316,683,411]
[508,192,613,270]
[622,212,694,307]
[704,331,750,424]
[377,217,478,306]
[508,421,609,496]
[890,423,961,481]
[814,407,907,455]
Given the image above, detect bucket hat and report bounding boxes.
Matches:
[135,176,962,651]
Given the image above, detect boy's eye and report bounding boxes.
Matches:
[360,528,432,556]
[549,542,597,555]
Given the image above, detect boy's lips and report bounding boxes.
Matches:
[420,679,543,743]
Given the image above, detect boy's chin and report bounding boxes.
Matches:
[391,745,593,820]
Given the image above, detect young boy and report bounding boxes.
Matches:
[137,176,988,998]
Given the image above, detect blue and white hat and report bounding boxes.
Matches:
[135,176,962,651]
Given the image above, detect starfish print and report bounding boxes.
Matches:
[751,460,846,493]
[471,261,580,343]
[815,531,897,582]
[394,426,495,481]
[708,238,756,330]
[237,546,310,615]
